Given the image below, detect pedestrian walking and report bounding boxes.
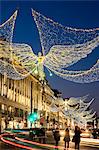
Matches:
[63,128,70,150]
[92,129,97,139]
[74,126,81,150]
[53,127,60,149]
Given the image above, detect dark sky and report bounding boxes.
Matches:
[0,1,99,115]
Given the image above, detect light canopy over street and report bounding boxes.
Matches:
[0,9,99,83]
[0,1,99,150]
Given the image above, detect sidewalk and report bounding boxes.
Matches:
[46,131,99,149]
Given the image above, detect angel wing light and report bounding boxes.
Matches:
[0,10,99,83]
[0,11,38,80]
[50,96,96,126]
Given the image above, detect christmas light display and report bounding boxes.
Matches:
[0,10,99,82]
[0,10,26,79]
[32,9,99,55]
[50,96,96,126]
[63,97,96,125]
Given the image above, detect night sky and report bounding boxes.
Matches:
[0,1,99,115]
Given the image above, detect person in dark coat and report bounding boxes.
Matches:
[53,127,60,149]
[92,129,97,139]
[64,128,70,149]
[74,126,81,150]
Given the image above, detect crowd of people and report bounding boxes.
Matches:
[53,125,81,150]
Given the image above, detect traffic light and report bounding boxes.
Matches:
[53,118,55,124]
[33,112,38,120]
[28,112,38,123]
[47,116,49,123]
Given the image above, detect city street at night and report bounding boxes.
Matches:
[0,139,98,150]
[0,0,99,150]
[0,130,99,150]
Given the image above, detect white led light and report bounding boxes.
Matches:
[0,10,99,83]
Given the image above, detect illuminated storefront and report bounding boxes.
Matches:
[0,73,65,131]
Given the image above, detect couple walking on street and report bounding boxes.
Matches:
[64,125,82,150]
[53,125,81,150]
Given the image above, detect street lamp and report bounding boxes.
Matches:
[30,81,33,115]
[39,79,46,126]
[27,81,33,128]
[41,80,45,110]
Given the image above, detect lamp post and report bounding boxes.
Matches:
[30,81,33,128]
[41,80,45,110]
[30,81,33,114]
[29,81,38,128]
[40,79,46,127]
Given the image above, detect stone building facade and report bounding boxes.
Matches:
[0,73,65,130]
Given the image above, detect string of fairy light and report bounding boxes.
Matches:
[50,96,96,126]
[0,10,99,83]
[32,9,99,56]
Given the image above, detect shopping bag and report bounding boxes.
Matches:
[72,135,75,142]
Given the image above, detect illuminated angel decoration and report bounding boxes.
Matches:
[50,96,96,125]
[0,10,99,83]
[63,96,96,125]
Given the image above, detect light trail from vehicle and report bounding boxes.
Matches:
[1,133,99,150]
[0,134,39,150]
